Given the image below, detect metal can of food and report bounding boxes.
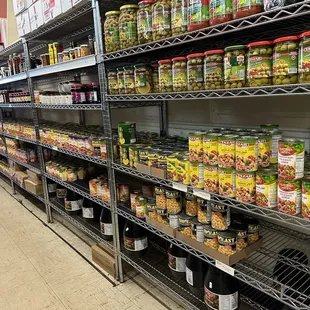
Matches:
[135,196,147,219]
[189,131,204,163]
[257,133,271,168]
[203,132,220,165]
[236,171,256,203]
[166,189,182,214]
[178,212,193,237]
[148,148,161,167]
[203,164,218,193]
[118,121,136,145]
[139,147,150,165]
[211,203,230,231]
[147,197,157,219]
[231,223,248,252]
[156,207,168,224]
[142,183,154,197]
[167,154,178,181]
[155,185,167,209]
[218,167,236,198]
[256,169,277,208]
[197,198,211,224]
[176,155,190,185]
[130,190,142,212]
[218,230,237,256]
[129,144,139,168]
[235,136,258,172]
[260,124,279,132]
[185,193,198,217]
[158,150,172,169]
[190,162,204,188]
[117,183,130,202]
[119,144,129,165]
[247,218,259,245]
[302,178,310,219]
[278,178,301,215]
[278,138,305,180]
[204,225,218,250]
[218,134,238,169]
[270,130,282,164]
[191,218,204,242]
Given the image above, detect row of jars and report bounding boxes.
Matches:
[107,32,310,94]
[104,0,265,53]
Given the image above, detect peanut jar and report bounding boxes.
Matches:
[204,49,224,90]
[204,225,218,250]
[117,67,125,94]
[152,0,172,41]
[159,59,173,92]
[156,207,168,224]
[218,230,237,256]
[155,185,167,209]
[123,66,136,94]
[299,31,310,83]
[147,198,157,219]
[172,57,187,92]
[247,218,259,245]
[104,11,120,53]
[134,63,153,94]
[178,212,193,237]
[185,193,198,217]
[119,5,139,49]
[171,0,187,35]
[197,198,211,224]
[137,0,154,45]
[151,62,160,92]
[187,53,205,91]
[211,203,230,231]
[191,218,204,242]
[231,223,248,251]
[166,189,182,214]
[247,41,273,87]
[107,69,118,94]
[273,36,299,85]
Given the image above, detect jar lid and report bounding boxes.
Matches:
[105,10,120,16]
[204,49,224,55]
[172,56,187,61]
[158,59,172,64]
[247,41,273,48]
[80,44,89,47]
[138,0,154,5]
[187,53,204,58]
[300,31,310,38]
[120,4,139,10]
[224,45,247,51]
[123,66,134,70]
[273,36,299,43]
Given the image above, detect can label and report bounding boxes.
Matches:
[177,159,190,185]
[235,138,258,172]
[302,180,310,219]
[218,138,235,169]
[278,178,301,215]
[189,133,203,162]
[190,162,204,188]
[236,172,256,203]
[203,165,218,193]
[167,157,178,181]
[258,136,271,167]
[256,172,277,208]
[218,168,236,198]
[203,134,218,165]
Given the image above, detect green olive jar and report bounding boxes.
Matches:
[172,57,187,92]
[104,11,120,53]
[119,5,139,49]
[224,45,247,89]
[159,59,173,92]
[273,36,299,85]
[152,0,172,41]
[187,53,205,91]
[134,64,153,94]
[151,62,160,92]
[299,31,310,83]
[107,69,119,94]
[171,0,187,36]
[123,66,136,94]
[204,49,224,90]
[137,0,154,45]
[247,41,273,87]
[117,67,125,94]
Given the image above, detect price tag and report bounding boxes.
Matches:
[172,182,187,192]
[15,136,18,140]
[193,188,211,200]
[52,146,58,151]
[9,104,12,108]
[215,260,235,276]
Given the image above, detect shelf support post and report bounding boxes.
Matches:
[159,100,168,137]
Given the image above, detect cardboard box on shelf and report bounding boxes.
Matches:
[92,243,116,278]
[13,171,28,188]
[13,0,29,16]
[150,167,166,179]
[146,216,176,237]
[136,163,150,174]
[24,179,44,195]
[16,10,31,36]
[42,0,63,23]
[26,169,42,184]
[28,0,44,32]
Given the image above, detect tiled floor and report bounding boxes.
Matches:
[0,178,183,310]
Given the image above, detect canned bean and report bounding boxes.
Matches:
[167,154,178,181]
[189,132,204,163]
[203,132,220,165]
[191,218,204,242]
[257,133,271,168]
[278,178,301,215]
[119,144,129,165]
[256,169,277,208]
[147,197,157,219]
[197,198,211,224]
[156,207,168,224]
[218,134,238,169]
[130,190,142,212]
[218,230,237,256]
[179,212,193,237]
[270,130,282,164]
[185,193,198,217]
[302,178,310,219]
[190,162,204,188]
[247,218,259,245]
[204,225,218,250]
[211,203,230,231]
[135,196,147,219]
[231,223,248,251]
[177,155,190,185]
[218,167,236,198]
[235,136,258,172]
[204,164,218,193]
[155,185,167,209]
[236,171,256,203]
[166,189,182,214]
[117,183,130,202]
[148,148,161,167]
[129,144,139,168]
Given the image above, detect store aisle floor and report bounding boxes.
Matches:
[0,180,182,310]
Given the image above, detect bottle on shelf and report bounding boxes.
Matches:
[64,190,83,215]
[56,184,67,200]
[168,243,187,279]
[82,199,95,223]
[100,207,113,241]
[12,53,20,75]
[47,178,57,198]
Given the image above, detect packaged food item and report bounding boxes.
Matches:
[104,11,120,52]
[156,207,168,223]
[269,129,282,164]
[134,63,153,94]
[168,244,187,279]
[80,44,90,57]
[123,66,136,94]
[167,153,179,181]
[203,132,220,165]
[203,164,218,193]
[247,218,259,245]
[135,196,147,218]
[236,171,256,203]
[139,147,150,164]
[142,183,154,197]
[74,47,81,59]
[119,5,139,49]
[264,0,297,11]
[191,218,204,242]
[203,225,218,249]
[197,198,211,224]
[131,190,142,212]
[158,59,173,92]
[211,203,230,230]
[137,0,154,44]
[218,167,236,197]
[171,0,187,35]
[147,197,157,218]
[155,185,167,209]
[148,149,160,167]
[187,0,209,31]
[232,223,248,252]
[166,189,182,214]
[204,50,224,90]
[299,31,310,83]
[218,134,238,169]
[119,144,129,165]
[256,169,277,208]
[232,0,263,19]
[169,213,179,228]
[257,133,271,168]
[172,57,187,92]
[235,135,258,172]
[117,183,130,202]
[273,36,299,85]
[302,178,310,219]
[187,53,205,91]
[100,208,113,241]
[124,221,148,257]
[40,54,50,67]
[224,45,247,89]
[218,230,237,256]
[151,62,160,92]
[178,212,193,236]
[189,131,204,163]
[278,139,305,180]
[152,0,172,40]
[129,145,139,168]
[209,0,232,26]
[118,121,136,145]
[185,193,197,217]
[278,178,301,215]
[190,162,204,188]
[107,69,118,95]
[117,67,125,94]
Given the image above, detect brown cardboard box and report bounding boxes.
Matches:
[9,160,26,172]
[26,169,42,184]
[146,216,176,237]
[136,163,151,174]
[13,171,28,187]
[176,230,263,266]
[150,167,166,179]
[92,243,116,278]
[24,179,44,195]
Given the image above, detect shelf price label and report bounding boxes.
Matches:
[193,188,211,200]
[172,182,187,192]
[215,260,235,276]
[15,136,18,140]
[9,104,12,108]
[52,146,58,151]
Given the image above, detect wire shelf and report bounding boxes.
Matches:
[7,155,41,174]
[2,132,37,145]
[35,104,102,110]
[0,73,27,86]
[0,103,33,108]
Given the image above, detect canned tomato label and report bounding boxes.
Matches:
[302,178,310,219]
[257,133,271,168]
[218,168,236,198]
[203,132,219,165]
[189,132,204,163]
[235,136,258,172]
[203,164,218,193]
[167,154,178,181]
[278,178,301,215]
[270,131,282,163]
[236,171,256,203]
[177,156,190,185]
[278,139,305,180]
[256,169,277,208]
[190,162,204,188]
[218,134,238,169]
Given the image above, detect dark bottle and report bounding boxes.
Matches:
[168,244,187,279]
[204,265,240,310]
[47,178,57,198]
[186,254,208,299]
[19,54,25,73]
[12,53,20,75]
[56,184,67,200]
[100,207,113,241]
[82,199,95,223]
[123,221,148,258]
[65,190,83,215]
[88,35,95,55]
[70,41,77,49]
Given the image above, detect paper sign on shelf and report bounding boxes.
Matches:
[193,188,211,200]
[215,260,235,276]
[172,182,187,192]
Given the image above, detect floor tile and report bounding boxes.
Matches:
[0,294,12,310]
[0,243,27,268]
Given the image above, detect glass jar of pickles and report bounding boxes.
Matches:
[209,0,232,26]
[107,69,118,94]
[172,57,187,92]
[204,49,224,90]
[299,31,310,83]
[224,45,247,89]
[247,41,273,87]
[123,66,136,94]
[134,63,153,94]
[159,59,173,92]
[137,0,154,44]
[171,0,187,36]
[151,62,160,92]
[119,5,139,49]
[187,53,204,91]
[187,0,209,31]
[104,11,120,53]
[273,36,299,85]
[152,0,172,41]
[117,67,125,94]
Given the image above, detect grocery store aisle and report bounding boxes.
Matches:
[0,179,182,310]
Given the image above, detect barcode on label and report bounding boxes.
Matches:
[215,260,235,276]
[172,182,187,192]
[193,189,211,200]
[288,68,297,74]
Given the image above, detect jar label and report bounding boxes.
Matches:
[159,68,173,87]
[299,46,310,79]
[171,6,187,30]
[124,73,135,89]
[204,287,238,310]
[124,236,148,251]
[120,21,137,41]
[258,137,271,167]
[137,11,152,33]
[152,7,171,32]
[205,61,223,84]
[168,253,186,272]
[273,52,298,77]
[135,71,147,87]
[186,266,194,286]
[117,73,124,89]
[173,67,187,86]
[249,55,272,79]
[108,76,118,90]
[101,222,113,236]
[233,0,262,10]
[224,55,245,81]
[188,0,209,23]
[82,207,94,219]
[188,64,204,83]
[209,0,232,17]
[105,27,120,44]
[65,199,83,211]
[169,215,179,228]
